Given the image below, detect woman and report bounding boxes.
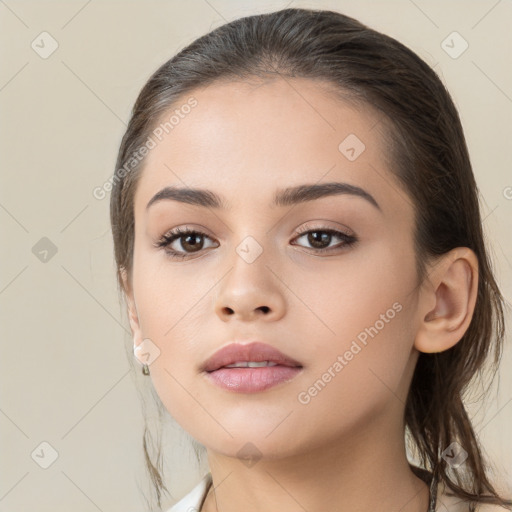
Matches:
[110,7,512,512]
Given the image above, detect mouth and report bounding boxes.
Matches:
[201,341,303,393]
[201,341,303,372]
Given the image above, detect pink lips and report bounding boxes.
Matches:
[202,341,303,393]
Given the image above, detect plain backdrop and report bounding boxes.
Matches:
[1,1,511,511]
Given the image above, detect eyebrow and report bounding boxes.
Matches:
[146,182,381,212]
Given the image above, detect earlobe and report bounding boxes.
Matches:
[414,248,478,354]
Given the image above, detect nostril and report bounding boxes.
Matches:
[258,306,270,314]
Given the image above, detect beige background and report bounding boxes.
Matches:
[1,1,511,511]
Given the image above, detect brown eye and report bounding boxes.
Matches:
[306,231,332,249]
[155,227,218,259]
[179,232,204,252]
[292,227,357,253]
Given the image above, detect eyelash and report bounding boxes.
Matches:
[154,225,358,260]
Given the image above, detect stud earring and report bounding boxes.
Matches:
[142,363,150,376]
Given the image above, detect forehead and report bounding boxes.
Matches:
[134,77,404,216]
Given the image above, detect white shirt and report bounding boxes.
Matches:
[166,473,212,512]
[166,472,506,512]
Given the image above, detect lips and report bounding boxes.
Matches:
[201,341,302,373]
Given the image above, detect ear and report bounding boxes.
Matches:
[414,247,479,353]
[120,267,143,347]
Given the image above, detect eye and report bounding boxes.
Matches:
[291,225,357,254]
[154,226,218,259]
[154,224,358,260]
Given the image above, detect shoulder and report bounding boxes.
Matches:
[436,482,510,512]
[165,473,212,512]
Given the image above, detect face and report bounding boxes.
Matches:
[126,77,423,459]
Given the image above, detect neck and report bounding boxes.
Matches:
[201,412,430,512]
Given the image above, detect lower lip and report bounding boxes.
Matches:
[204,365,303,393]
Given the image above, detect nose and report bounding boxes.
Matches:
[214,252,286,323]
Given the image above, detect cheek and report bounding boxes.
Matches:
[289,237,417,350]
[280,302,418,455]
[131,254,219,420]
[132,244,214,339]
[289,239,419,405]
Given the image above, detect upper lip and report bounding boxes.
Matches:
[202,341,303,372]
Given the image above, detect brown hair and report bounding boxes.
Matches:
[110,7,511,510]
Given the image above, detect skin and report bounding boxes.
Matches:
[122,77,479,512]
